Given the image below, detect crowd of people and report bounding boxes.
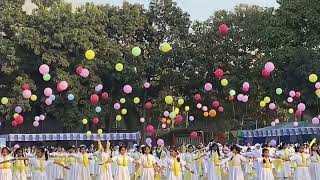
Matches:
[0,140,319,180]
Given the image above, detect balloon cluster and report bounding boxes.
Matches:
[33,114,45,127]
[76,66,90,78]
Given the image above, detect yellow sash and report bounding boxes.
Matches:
[83,154,89,167]
[229,155,240,167]
[265,158,271,168]
[57,156,64,165]
[13,160,25,172]
[35,159,45,172]
[3,156,10,169]
[147,155,152,168]
[198,153,203,176]
[212,152,221,175]
[301,153,306,165]
[173,158,179,176]
[120,155,127,166]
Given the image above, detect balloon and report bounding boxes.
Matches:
[309,74,318,83]
[196,103,202,109]
[287,97,293,103]
[269,139,277,147]
[242,95,249,103]
[288,108,294,114]
[185,106,190,112]
[264,62,275,72]
[194,94,201,101]
[123,85,132,94]
[58,81,68,91]
[131,47,141,57]
[214,69,224,79]
[31,95,37,101]
[39,115,45,121]
[11,120,18,127]
[115,63,124,72]
[49,95,55,101]
[143,82,151,89]
[1,97,8,105]
[316,89,320,97]
[261,69,270,78]
[204,83,212,91]
[45,98,52,105]
[229,90,236,96]
[121,109,127,115]
[295,110,302,117]
[13,113,19,118]
[22,83,30,90]
[274,119,280,124]
[146,125,154,134]
[165,96,173,105]
[276,88,282,95]
[242,82,250,89]
[22,90,32,98]
[315,82,320,89]
[95,84,103,92]
[82,118,88,125]
[145,137,152,145]
[42,74,51,81]
[218,24,229,34]
[90,94,99,105]
[161,42,172,53]
[15,106,22,113]
[212,101,220,108]
[175,115,183,123]
[80,69,89,77]
[293,121,298,126]
[295,91,301,98]
[101,92,109,99]
[39,64,50,75]
[264,96,271,103]
[95,106,101,113]
[297,103,306,111]
[209,109,217,117]
[163,111,170,117]
[144,102,153,109]
[161,124,166,128]
[220,79,228,86]
[166,119,171,125]
[312,117,319,125]
[269,103,276,110]
[190,131,198,139]
[174,108,180,114]
[86,131,92,137]
[120,98,126,104]
[92,117,99,124]
[260,101,266,107]
[67,94,75,101]
[271,122,276,126]
[218,106,224,112]
[289,91,295,97]
[33,121,39,127]
[157,139,164,146]
[169,112,176,119]
[228,95,234,101]
[85,50,95,60]
[76,66,83,75]
[133,97,140,104]
[116,115,122,121]
[237,94,244,102]
[97,129,103,135]
[35,116,40,121]
[140,117,145,123]
[15,115,24,125]
[203,112,209,117]
[114,103,121,110]
[202,106,208,112]
[161,118,167,123]
[178,98,184,105]
[44,88,52,97]
[14,144,20,149]
[189,116,195,121]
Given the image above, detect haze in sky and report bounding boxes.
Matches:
[69,0,279,20]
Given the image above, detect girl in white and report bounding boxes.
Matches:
[0,147,14,180]
[288,145,311,180]
[274,144,291,179]
[309,143,320,180]
[65,146,78,180]
[139,145,158,180]
[96,140,113,180]
[195,147,207,179]
[207,143,222,180]
[74,145,92,180]
[184,145,197,180]
[257,148,274,180]
[12,148,27,180]
[51,146,65,180]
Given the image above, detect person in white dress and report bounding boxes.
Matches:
[288,144,311,180]
[183,145,198,180]
[12,148,27,180]
[257,148,274,180]
[0,147,14,180]
[96,140,113,180]
[73,145,92,180]
[309,143,320,180]
[51,146,65,180]
[65,146,78,180]
[207,143,222,180]
[274,144,291,179]
[138,145,158,180]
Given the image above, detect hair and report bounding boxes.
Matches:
[311,143,320,156]
[231,145,240,154]
[170,147,180,162]
[142,145,151,154]
[119,145,127,152]
[262,148,269,157]
[1,147,10,154]
[14,148,24,157]
[37,147,49,160]
[209,143,221,157]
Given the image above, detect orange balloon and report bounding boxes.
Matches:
[166,119,171,125]
[203,112,209,117]
[209,109,217,118]
[161,118,167,123]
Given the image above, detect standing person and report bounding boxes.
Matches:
[309,143,320,180]
[51,146,65,180]
[65,146,78,180]
[96,140,113,180]
[207,143,222,180]
[74,145,92,180]
[288,144,311,180]
[257,148,274,180]
[274,144,291,180]
[195,147,207,179]
[139,145,158,180]
[13,148,27,180]
[184,145,197,180]
[0,147,14,180]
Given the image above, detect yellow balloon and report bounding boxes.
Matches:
[221,79,228,86]
[260,101,266,107]
[178,98,184,105]
[13,113,19,118]
[85,50,95,60]
[115,63,124,72]
[116,115,122,121]
[309,74,318,83]
[316,89,320,97]
[97,129,103,135]
[121,109,127,115]
[82,118,88,125]
[86,131,92,137]
[288,108,294,114]
[174,108,179,114]
[165,96,173,105]
[203,112,209,117]
[31,95,37,101]
[1,97,8,105]
[161,42,172,53]
[133,97,140,104]
[264,96,271,103]
[185,106,190,112]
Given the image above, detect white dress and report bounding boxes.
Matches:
[309,152,320,180]
[0,155,13,180]
[257,157,274,180]
[96,152,113,180]
[65,153,78,180]
[184,152,198,180]
[89,152,96,176]
[112,154,134,180]
[12,159,27,180]
[221,154,247,180]
[165,157,186,180]
[29,157,50,180]
[196,152,207,178]
[51,152,65,179]
[139,154,156,180]
[274,149,291,178]
[75,153,92,180]
[289,153,311,180]
[207,152,222,180]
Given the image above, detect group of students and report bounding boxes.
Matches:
[0,140,319,180]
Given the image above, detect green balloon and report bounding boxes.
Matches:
[120,98,126,104]
[43,74,51,81]
[229,90,236,96]
[276,88,283,95]
[133,97,140,104]
[169,112,176,119]
[131,47,141,57]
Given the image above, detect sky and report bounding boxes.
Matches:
[69,0,279,21]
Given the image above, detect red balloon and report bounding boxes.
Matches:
[22,83,30,90]
[228,95,234,101]
[76,66,83,75]
[218,24,229,34]
[295,92,301,98]
[11,120,18,127]
[92,117,99,125]
[144,102,153,110]
[90,94,99,104]
[190,131,198,139]
[15,115,24,125]
[212,101,220,108]
[101,92,109,100]
[175,115,183,123]
[214,69,224,79]
[218,106,224,112]
[146,124,154,134]
[295,110,302,117]
[194,94,201,101]
[262,69,270,78]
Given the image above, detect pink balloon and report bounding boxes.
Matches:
[312,117,319,125]
[45,98,52,105]
[218,106,224,112]
[196,103,202,109]
[295,92,301,98]
[212,101,220,108]
[140,117,145,123]
[58,81,68,91]
[264,62,275,72]
[114,103,121,110]
[143,82,151,89]
[269,103,276,110]
[295,110,302,117]
[315,82,320,89]
[242,95,249,102]
[123,85,133,94]
[242,82,250,89]
[80,69,89,77]
[33,121,39,127]
[202,106,208,112]
[157,139,164,146]
[293,121,298,126]
[204,83,212,91]
[39,64,50,75]
[163,111,169,117]
[146,125,154,134]
[190,131,198,139]
[271,122,276,126]
[289,91,295,97]
[44,88,52,97]
[237,94,244,101]
[287,97,293,103]
[274,119,280,124]
[194,94,201,101]
[22,90,32,98]
[242,87,249,92]
[297,103,306,111]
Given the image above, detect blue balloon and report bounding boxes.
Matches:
[15,106,22,113]
[49,95,56,101]
[67,94,74,101]
[95,106,101,113]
